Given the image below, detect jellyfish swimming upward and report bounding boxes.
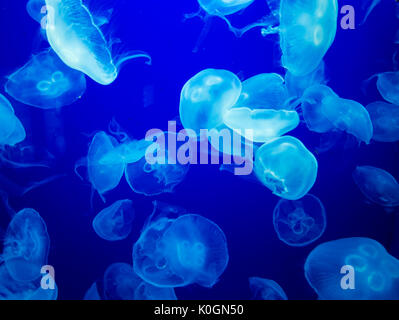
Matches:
[92,199,135,241]
[273,194,327,247]
[5,49,86,109]
[254,136,318,200]
[44,0,151,85]
[0,94,26,147]
[305,238,399,300]
[133,213,229,288]
[249,277,288,300]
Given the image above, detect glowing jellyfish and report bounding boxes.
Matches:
[249,277,288,300]
[2,208,50,282]
[84,282,101,300]
[0,94,26,147]
[371,71,399,106]
[98,139,151,166]
[133,214,229,288]
[366,101,399,142]
[233,73,290,110]
[254,136,318,200]
[223,107,299,143]
[273,194,326,247]
[305,238,399,300]
[86,131,125,201]
[103,263,176,300]
[5,49,86,109]
[179,69,242,134]
[197,0,254,16]
[92,199,135,241]
[353,166,399,207]
[44,0,151,85]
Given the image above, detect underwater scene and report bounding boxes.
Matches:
[0,0,398,301]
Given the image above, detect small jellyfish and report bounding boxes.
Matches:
[223,107,300,143]
[133,214,229,288]
[2,208,50,282]
[179,69,242,134]
[273,194,326,247]
[305,238,399,299]
[254,136,318,200]
[372,71,399,106]
[84,282,101,300]
[5,49,86,109]
[197,0,255,17]
[366,101,399,142]
[233,73,290,110]
[0,94,26,147]
[103,263,176,300]
[92,199,135,241]
[353,166,399,207]
[249,277,288,300]
[44,0,151,85]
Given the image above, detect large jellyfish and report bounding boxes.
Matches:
[366,101,399,142]
[133,214,229,288]
[273,194,326,247]
[223,107,300,143]
[254,136,318,200]
[44,0,151,85]
[179,69,242,134]
[233,73,290,110]
[249,277,288,300]
[353,166,399,207]
[5,49,86,109]
[305,238,399,300]
[92,199,135,241]
[0,94,26,147]
[103,263,176,300]
[2,208,50,282]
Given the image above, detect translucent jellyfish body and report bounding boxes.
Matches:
[92,199,135,241]
[353,166,399,207]
[373,71,399,106]
[254,136,318,200]
[233,73,290,110]
[44,0,151,85]
[98,139,151,166]
[133,214,229,288]
[179,69,242,134]
[305,238,399,300]
[0,94,26,147]
[366,101,399,142]
[273,194,326,247]
[5,49,86,109]
[223,107,299,143]
[198,0,254,16]
[87,131,125,200]
[249,277,288,300]
[3,209,50,282]
[103,263,176,300]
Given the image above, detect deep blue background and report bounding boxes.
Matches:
[0,0,398,300]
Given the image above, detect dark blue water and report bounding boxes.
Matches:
[0,0,398,300]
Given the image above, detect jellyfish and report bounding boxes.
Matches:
[365,101,399,142]
[305,237,399,300]
[273,194,326,247]
[179,69,242,135]
[103,263,176,300]
[249,277,288,300]
[223,107,300,143]
[233,73,290,110]
[26,0,46,24]
[2,208,50,282]
[98,139,152,166]
[5,49,86,109]
[133,214,229,288]
[44,0,151,85]
[353,166,399,207]
[368,71,399,106]
[92,199,135,241]
[0,94,26,147]
[254,136,318,200]
[84,282,101,300]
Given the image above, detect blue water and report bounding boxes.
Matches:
[0,0,398,300]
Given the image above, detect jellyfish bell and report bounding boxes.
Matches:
[254,136,318,200]
[375,71,399,106]
[273,194,327,247]
[0,94,26,147]
[92,199,135,241]
[366,101,399,142]
[249,277,288,300]
[5,49,87,109]
[3,208,50,282]
[197,0,255,16]
[44,0,151,85]
[305,238,399,300]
